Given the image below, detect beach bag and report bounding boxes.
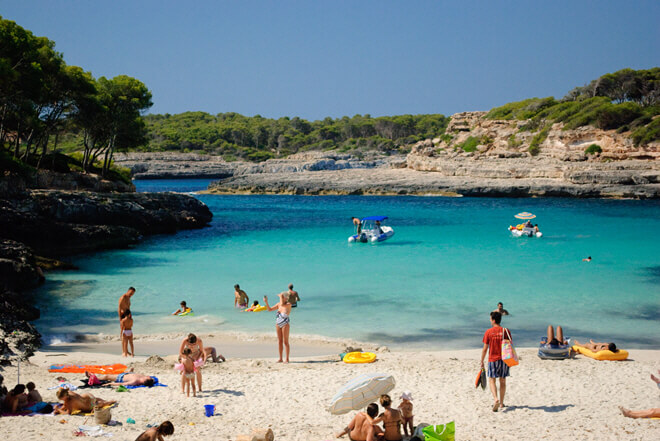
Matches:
[94,404,111,425]
[422,421,455,441]
[501,328,519,367]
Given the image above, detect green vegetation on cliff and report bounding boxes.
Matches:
[139,112,449,161]
[486,68,660,145]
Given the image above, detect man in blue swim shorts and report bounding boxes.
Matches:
[480,311,510,412]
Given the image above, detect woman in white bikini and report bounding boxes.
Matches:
[178,333,206,391]
[264,293,292,363]
[120,309,134,357]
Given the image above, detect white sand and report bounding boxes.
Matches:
[1,336,659,441]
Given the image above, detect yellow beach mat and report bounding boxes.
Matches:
[71,403,118,416]
[572,345,628,361]
[343,352,377,364]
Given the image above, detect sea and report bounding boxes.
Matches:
[33,179,660,349]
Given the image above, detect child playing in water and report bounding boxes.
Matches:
[180,348,197,397]
[135,420,174,441]
[120,309,134,357]
[398,391,414,437]
[26,382,42,403]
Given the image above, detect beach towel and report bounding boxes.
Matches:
[74,425,113,437]
[125,376,167,388]
[48,382,78,391]
[71,403,118,416]
[48,364,127,374]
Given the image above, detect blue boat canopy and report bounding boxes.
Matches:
[361,216,388,221]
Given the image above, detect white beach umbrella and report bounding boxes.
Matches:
[327,373,395,415]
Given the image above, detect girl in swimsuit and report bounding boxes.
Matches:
[179,348,197,397]
[120,309,134,357]
[178,333,206,391]
[264,293,292,363]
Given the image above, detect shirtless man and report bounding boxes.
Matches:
[285,283,300,308]
[573,339,619,353]
[118,287,136,321]
[492,302,509,315]
[54,388,116,415]
[336,403,383,441]
[86,371,155,387]
[234,284,249,308]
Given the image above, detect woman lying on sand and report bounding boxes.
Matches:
[336,403,384,441]
[573,339,618,353]
[54,388,116,415]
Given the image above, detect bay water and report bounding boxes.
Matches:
[34,179,660,349]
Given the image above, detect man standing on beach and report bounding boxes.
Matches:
[480,311,509,412]
[234,284,249,308]
[285,283,300,308]
[118,287,135,321]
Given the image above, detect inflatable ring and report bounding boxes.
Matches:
[343,352,377,364]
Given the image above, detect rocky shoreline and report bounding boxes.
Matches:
[0,170,213,364]
[117,112,660,199]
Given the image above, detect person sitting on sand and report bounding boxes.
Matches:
[204,347,226,362]
[54,388,116,415]
[172,301,192,315]
[120,309,134,357]
[178,333,206,391]
[397,392,414,438]
[373,394,402,441]
[573,339,619,353]
[234,284,249,308]
[26,382,42,403]
[135,420,175,441]
[336,402,384,441]
[545,325,568,346]
[619,373,660,418]
[493,302,509,316]
[652,370,660,388]
[3,384,28,413]
[0,374,9,402]
[86,371,155,387]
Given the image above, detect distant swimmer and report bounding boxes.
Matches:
[234,284,249,308]
[493,302,509,316]
[172,301,192,315]
[583,256,592,262]
[286,283,300,308]
[118,287,135,323]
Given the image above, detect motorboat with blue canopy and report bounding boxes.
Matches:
[348,216,394,243]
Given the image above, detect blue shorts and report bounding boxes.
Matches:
[116,373,126,383]
[487,360,510,378]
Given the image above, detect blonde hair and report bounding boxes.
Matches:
[56,388,69,399]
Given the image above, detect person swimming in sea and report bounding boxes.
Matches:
[172,301,192,315]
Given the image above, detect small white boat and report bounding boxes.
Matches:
[509,226,543,238]
[509,212,542,237]
[348,216,394,243]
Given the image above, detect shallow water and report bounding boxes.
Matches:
[33,179,660,349]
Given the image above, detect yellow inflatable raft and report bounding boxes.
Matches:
[343,352,377,364]
[572,345,628,361]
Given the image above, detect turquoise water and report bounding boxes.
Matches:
[34,180,660,349]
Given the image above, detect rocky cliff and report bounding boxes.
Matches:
[206,112,659,198]
[0,173,213,363]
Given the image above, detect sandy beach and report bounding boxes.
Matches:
[1,334,658,441]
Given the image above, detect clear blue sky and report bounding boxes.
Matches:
[3,1,658,120]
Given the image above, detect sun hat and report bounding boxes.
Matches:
[400,391,413,401]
